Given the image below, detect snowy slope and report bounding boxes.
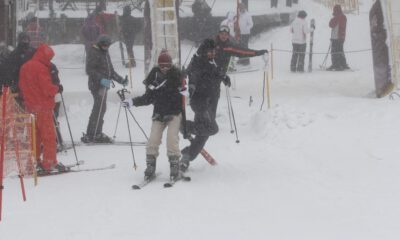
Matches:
[2,0,400,239]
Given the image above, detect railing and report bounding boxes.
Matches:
[313,0,359,14]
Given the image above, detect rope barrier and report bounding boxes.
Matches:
[272,48,372,55]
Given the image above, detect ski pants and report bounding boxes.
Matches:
[34,110,58,170]
[146,114,182,158]
[86,87,108,138]
[290,43,307,72]
[331,39,348,68]
[181,135,209,161]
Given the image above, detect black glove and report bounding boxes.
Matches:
[122,75,129,86]
[256,49,269,56]
[58,84,63,93]
[222,75,231,87]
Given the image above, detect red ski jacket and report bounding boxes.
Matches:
[329,5,347,40]
[19,44,59,112]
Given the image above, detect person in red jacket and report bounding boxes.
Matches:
[328,4,350,71]
[19,44,67,174]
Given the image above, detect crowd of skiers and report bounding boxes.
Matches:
[0,3,350,181]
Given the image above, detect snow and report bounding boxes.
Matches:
[2,0,400,239]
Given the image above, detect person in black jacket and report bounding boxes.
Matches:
[81,35,128,143]
[120,5,139,67]
[123,50,183,180]
[180,39,231,172]
[214,25,268,74]
[3,32,36,94]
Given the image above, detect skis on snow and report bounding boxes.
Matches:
[131,173,191,190]
[37,162,116,177]
[163,174,191,188]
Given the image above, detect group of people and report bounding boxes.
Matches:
[290,4,349,72]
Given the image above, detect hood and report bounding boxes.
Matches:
[333,4,343,16]
[32,44,54,65]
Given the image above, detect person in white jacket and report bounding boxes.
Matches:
[290,10,314,72]
[237,3,254,65]
[220,11,236,38]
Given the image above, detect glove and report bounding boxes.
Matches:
[122,98,134,108]
[256,49,269,56]
[188,84,196,97]
[100,78,111,89]
[58,84,63,93]
[121,75,129,86]
[222,75,231,87]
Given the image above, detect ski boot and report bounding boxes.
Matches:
[36,162,48,175]
[179,153,191,173]
[169,156,180,180]
[144,155,156,180]
[93,133,113,143]
[53,162,70,173]
[81,133,93,143]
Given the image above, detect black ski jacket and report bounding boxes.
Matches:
[3,45,36,92]
[133,66,182,121]
[86,44,124,91]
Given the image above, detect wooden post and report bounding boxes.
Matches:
[271,43,274,80]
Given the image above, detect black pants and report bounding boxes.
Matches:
[86,87,108,138]
[290,43,307,72]
[331,39,348,69]
[53,102,63,145]
[237,34,251,65]
[182,135,209,161]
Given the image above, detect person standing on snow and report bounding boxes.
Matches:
[120,5,139,67]
[213,25,268,74]
[18,44,67,174]
[81,35,128,143]
[290,10,314,72]
[25,16,46,48]
[236,3,254,66]
[327,4,350,71]
[180,39,231,172]
[123,51,183,181]
[191,0,212,44]
[3,32,36,94]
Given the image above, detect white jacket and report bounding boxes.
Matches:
[238,11,253,35]
[290,17,312,44]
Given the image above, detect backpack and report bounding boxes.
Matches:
[81,15,100,43]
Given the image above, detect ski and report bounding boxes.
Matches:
[163,174,191,188]
[308,18,315,72]
[131,173,161,190]
[37,164,116,177]
[64,141,147,149]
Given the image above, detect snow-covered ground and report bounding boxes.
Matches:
[3,0,400,239]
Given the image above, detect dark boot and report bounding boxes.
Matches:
[169,156,180,180]
[179,153,191,173]
[144,155,156,180]
[93,133,113,143]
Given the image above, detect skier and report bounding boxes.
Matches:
[81,35,128,143]
[122,50,183,180]
[290,10,314,72]
[120,5,139,67]
[236,3,254,66]
[191,0,212,43]
[213,25,268,74]
[25,16,46,48]
[18,44,68,174]
[81,13,101,65]
[3,32,36,103]
[327,4,350,71]
[180,39,231,172]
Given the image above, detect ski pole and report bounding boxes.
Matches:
[126,108,149,140]
[112,103,122,139]
[320,43,331,70]
[226,87,240,143]
[60,93,81,165]
[124,105,137,170]
[225,86,234,133]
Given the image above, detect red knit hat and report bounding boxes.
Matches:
[158,50,172,68]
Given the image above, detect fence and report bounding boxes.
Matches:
[313,0,359,14]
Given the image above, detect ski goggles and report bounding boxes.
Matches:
[219,25,230,34]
